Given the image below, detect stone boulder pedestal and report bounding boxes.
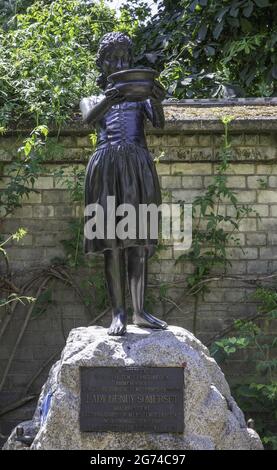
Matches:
[4,325,263,450]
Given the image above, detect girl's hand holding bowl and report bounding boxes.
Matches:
[150,80,166,102]
[107,68,159,102]
[105,86,125,105]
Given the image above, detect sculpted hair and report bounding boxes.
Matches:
[96,32,133,89]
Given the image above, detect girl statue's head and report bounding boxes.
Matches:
[96,32,133,89]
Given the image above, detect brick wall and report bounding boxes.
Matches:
[0,100,277,442]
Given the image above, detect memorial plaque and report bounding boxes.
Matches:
[80,367,184,433]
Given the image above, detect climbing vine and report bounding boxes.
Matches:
[210,287,277,449]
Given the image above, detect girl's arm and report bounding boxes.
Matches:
[144,81,166,129]
[149,98,165,129]
[80,88,124,125]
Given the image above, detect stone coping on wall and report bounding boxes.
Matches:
[161,98,277,133]
[2,98,277,137]
[163,97,277,107]
[1,99,276,163]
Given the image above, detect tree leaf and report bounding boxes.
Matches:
[24,141,32,157]
[216,7,230,22]
[229,7,239,17]
[198,24,208,42]
[213,21,224,40]
[226,17,240,27]
[145,52,158,64]
[204,45,216,56]
[181,77,193,85]
[243,2,254,17]
[240,17,253,33]
[254,0,270,7]
[271,65,277,79]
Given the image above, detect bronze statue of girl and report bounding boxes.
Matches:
[80,32,167,336]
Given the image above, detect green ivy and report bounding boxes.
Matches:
[0,125,49,218]
[210,286,277,449]
[175,116,258,332]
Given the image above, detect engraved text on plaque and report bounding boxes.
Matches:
[80,367,184,433]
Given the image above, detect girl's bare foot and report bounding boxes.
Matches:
[133,310,167,330]
[108,309,127,336]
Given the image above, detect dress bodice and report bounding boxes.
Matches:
[81,96,154,150]
[96,101,150,150]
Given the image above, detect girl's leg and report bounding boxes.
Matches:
[127,246,167,329]
[104,248,127,335]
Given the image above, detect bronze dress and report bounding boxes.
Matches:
[84,97,162,255]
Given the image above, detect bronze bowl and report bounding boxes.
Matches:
[107,68,158,102]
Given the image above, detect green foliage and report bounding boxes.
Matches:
[0,292,35,307]
[0,228,36,307]
[0,125,49,218]
[257,177,268,189]
[81,271,109,312]
[1,0,275,130]
[175,116,257,298]
[0,0,34,28]
[211,336,251,357]
[55,165,85,205]
[60,218,84,267]
[53,165,85,266]
[0,0,119,128]
[52,164,108,312]
[210,286,277,449]
[262,434,277,450]
[253,286,277,315]
[130,0,277,98]
[31,288,52,318]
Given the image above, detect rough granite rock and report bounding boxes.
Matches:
[3,325,263,450]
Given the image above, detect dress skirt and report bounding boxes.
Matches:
[84,142,162,255]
